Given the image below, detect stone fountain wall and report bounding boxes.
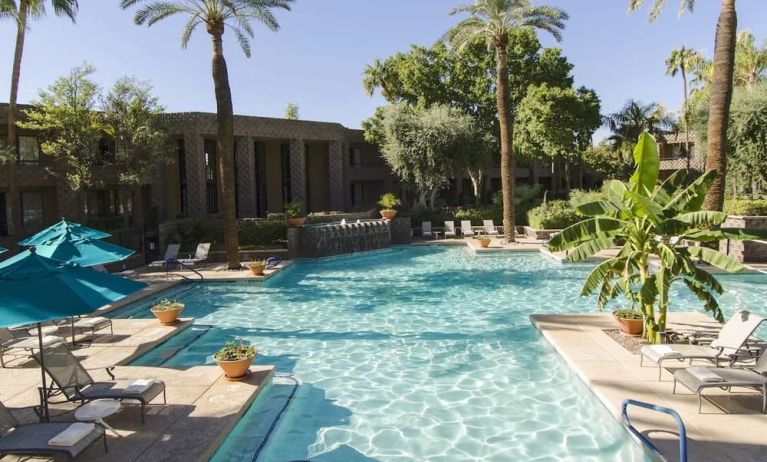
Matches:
[288,219,397,259]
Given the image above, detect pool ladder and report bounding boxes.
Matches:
[622,399,687,462]
[166,258,204,282]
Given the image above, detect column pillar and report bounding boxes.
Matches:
[183,132,207,219]
[328,140,345,211]
[289,138,306,207]
[235,136,256,218]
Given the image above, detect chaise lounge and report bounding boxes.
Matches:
[35,343,166,423]
[0,401,107,460]
[444,221,457,239]
[640,310,766,380]
[1,327,63,368]
[421,221,435,239]
[673,352,767,413]
[460,221,476,237]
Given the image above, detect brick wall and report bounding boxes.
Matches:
[720,216,767,263]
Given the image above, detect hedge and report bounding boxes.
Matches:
[171,219,287,251]
[724,199,767,216]
[527,200,581,230]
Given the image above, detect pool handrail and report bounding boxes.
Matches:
[621,398,687,462]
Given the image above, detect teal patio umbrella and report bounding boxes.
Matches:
[0,248,147,420]
[29,231,135,267]
[0,247,6,254]
[19,218,110,247]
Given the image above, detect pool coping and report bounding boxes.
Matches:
[531,312,767,462]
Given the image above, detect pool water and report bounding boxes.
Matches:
[126,247,767,461]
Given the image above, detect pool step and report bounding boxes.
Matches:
[130,324,213,366]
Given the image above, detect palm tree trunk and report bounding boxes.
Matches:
[495,42,515,243]
[6,0,28,237]
[210,31,241,269]
[703,0,737,212]
[681,67,692,171]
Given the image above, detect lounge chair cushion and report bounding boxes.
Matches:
[640,344,720,365]
[687,366,724,383]
[73,317,111,330]
[49,423,96,446]
[675,366,767,392]
[79,379,165,403]
[0,422,103,458]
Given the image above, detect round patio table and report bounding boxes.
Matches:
[75,399,122,437]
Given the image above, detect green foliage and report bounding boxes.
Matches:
[728,84,767,196]
[527,200,580,230]
[214,339,256,361]
[377,193,401,210]
[549,132,767,343]
[284,103,299,120]
[455,207,500,226]
[151,299,183,312]
[582,142,634,181]
[171,219,287,251]
[20,64,104,191]
[284,201,303,218]
[569,188,606,211]
[724,199,767,216]
[613,308,643,319]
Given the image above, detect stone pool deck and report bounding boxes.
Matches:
[531,312,767,462]
[0,318,274,462]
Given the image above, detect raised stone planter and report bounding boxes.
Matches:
[523,226,562,240]
[720,215,767,263]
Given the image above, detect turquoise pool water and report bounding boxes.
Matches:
[125,247,767,461]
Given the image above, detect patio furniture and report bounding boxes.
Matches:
[35,342,166,423]
[672,352,767,413]
[421,222,435,239]
[75,399,123,437]
[148,244,180,270]
[0,328,64,367]
[443,221,457,239]
[266,256,283,269]
[0,401,107,460]
[71,317,113,338]
[482,220,499,236]
[460,221,476,237]
[640,310,766,380]
[176,243,211,267]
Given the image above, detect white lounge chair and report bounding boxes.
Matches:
[640,310,766,380]
[444,221,457,239]
[0,328,64,367]
[177,243,211,267]
[460,221,476,237]
[483,220,499,236]
[148,244,180,270]
[421,222,435,239]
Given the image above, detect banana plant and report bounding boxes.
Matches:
[549,132,767,343]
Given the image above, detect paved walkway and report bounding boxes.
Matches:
[531,312,767,462]
[0,318,273,462]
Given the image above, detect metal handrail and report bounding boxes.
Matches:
[622,399,687,462]
[165,258,204,282]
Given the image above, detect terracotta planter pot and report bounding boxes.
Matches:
[478,239,490,248]
[151,305,184,326]
[380,210,398,220]
[249,264,266,276]
[615,316,643,336]
[215,355,256,380]
[287,217,306,227]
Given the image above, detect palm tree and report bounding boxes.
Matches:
[630,0,736,212]
[603,100,675,159]
[446,0,567,242]
[121,0,293,270]
[665,47,704,169]
[734,29,767,89]
[363,59,394,100]
[4,0,78,237]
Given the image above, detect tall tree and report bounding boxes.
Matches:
[603,100,675,160]
[665,46,704,169]
[121,0,293,270]
[446,0,568,242]
[734,30,767,89]
[630,0,737,212]
[4,0,78,236]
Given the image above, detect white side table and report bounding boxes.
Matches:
[75,399,122,437]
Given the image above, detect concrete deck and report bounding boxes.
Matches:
[0,318,274,462]
[531,312,767,462]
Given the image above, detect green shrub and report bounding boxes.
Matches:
[238,220,287,248]
[454,207,500,225]
[724,199,767,216]
[172,218,287,251]
[527,200,581,229]
[490,184,543,226]
[569,189,606,211]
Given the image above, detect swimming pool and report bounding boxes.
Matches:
[124,246,767,461]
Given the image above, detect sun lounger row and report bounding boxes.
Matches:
[149,243,211,270]
[420,220,500,239]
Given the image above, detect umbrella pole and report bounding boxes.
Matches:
[37,322,50,422]
[70,317,76,346]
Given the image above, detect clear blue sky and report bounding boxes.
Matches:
[1,0,766,134]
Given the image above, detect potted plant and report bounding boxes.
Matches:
[150,299,185,325]
[378,193,401,220]
[475,236,491,248]
[213,339,257,380]
[248,259,268,276]
[285,201,305,227]
[613,308,644,336]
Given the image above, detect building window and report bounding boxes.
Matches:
[351,182,364,207]
[20,192,43,228]
[18,136,40,163]
[177,139,188,215]
[280,143,292,204]
[350,147,362,167]
[85,189,128,217]
[204,139,219,214]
